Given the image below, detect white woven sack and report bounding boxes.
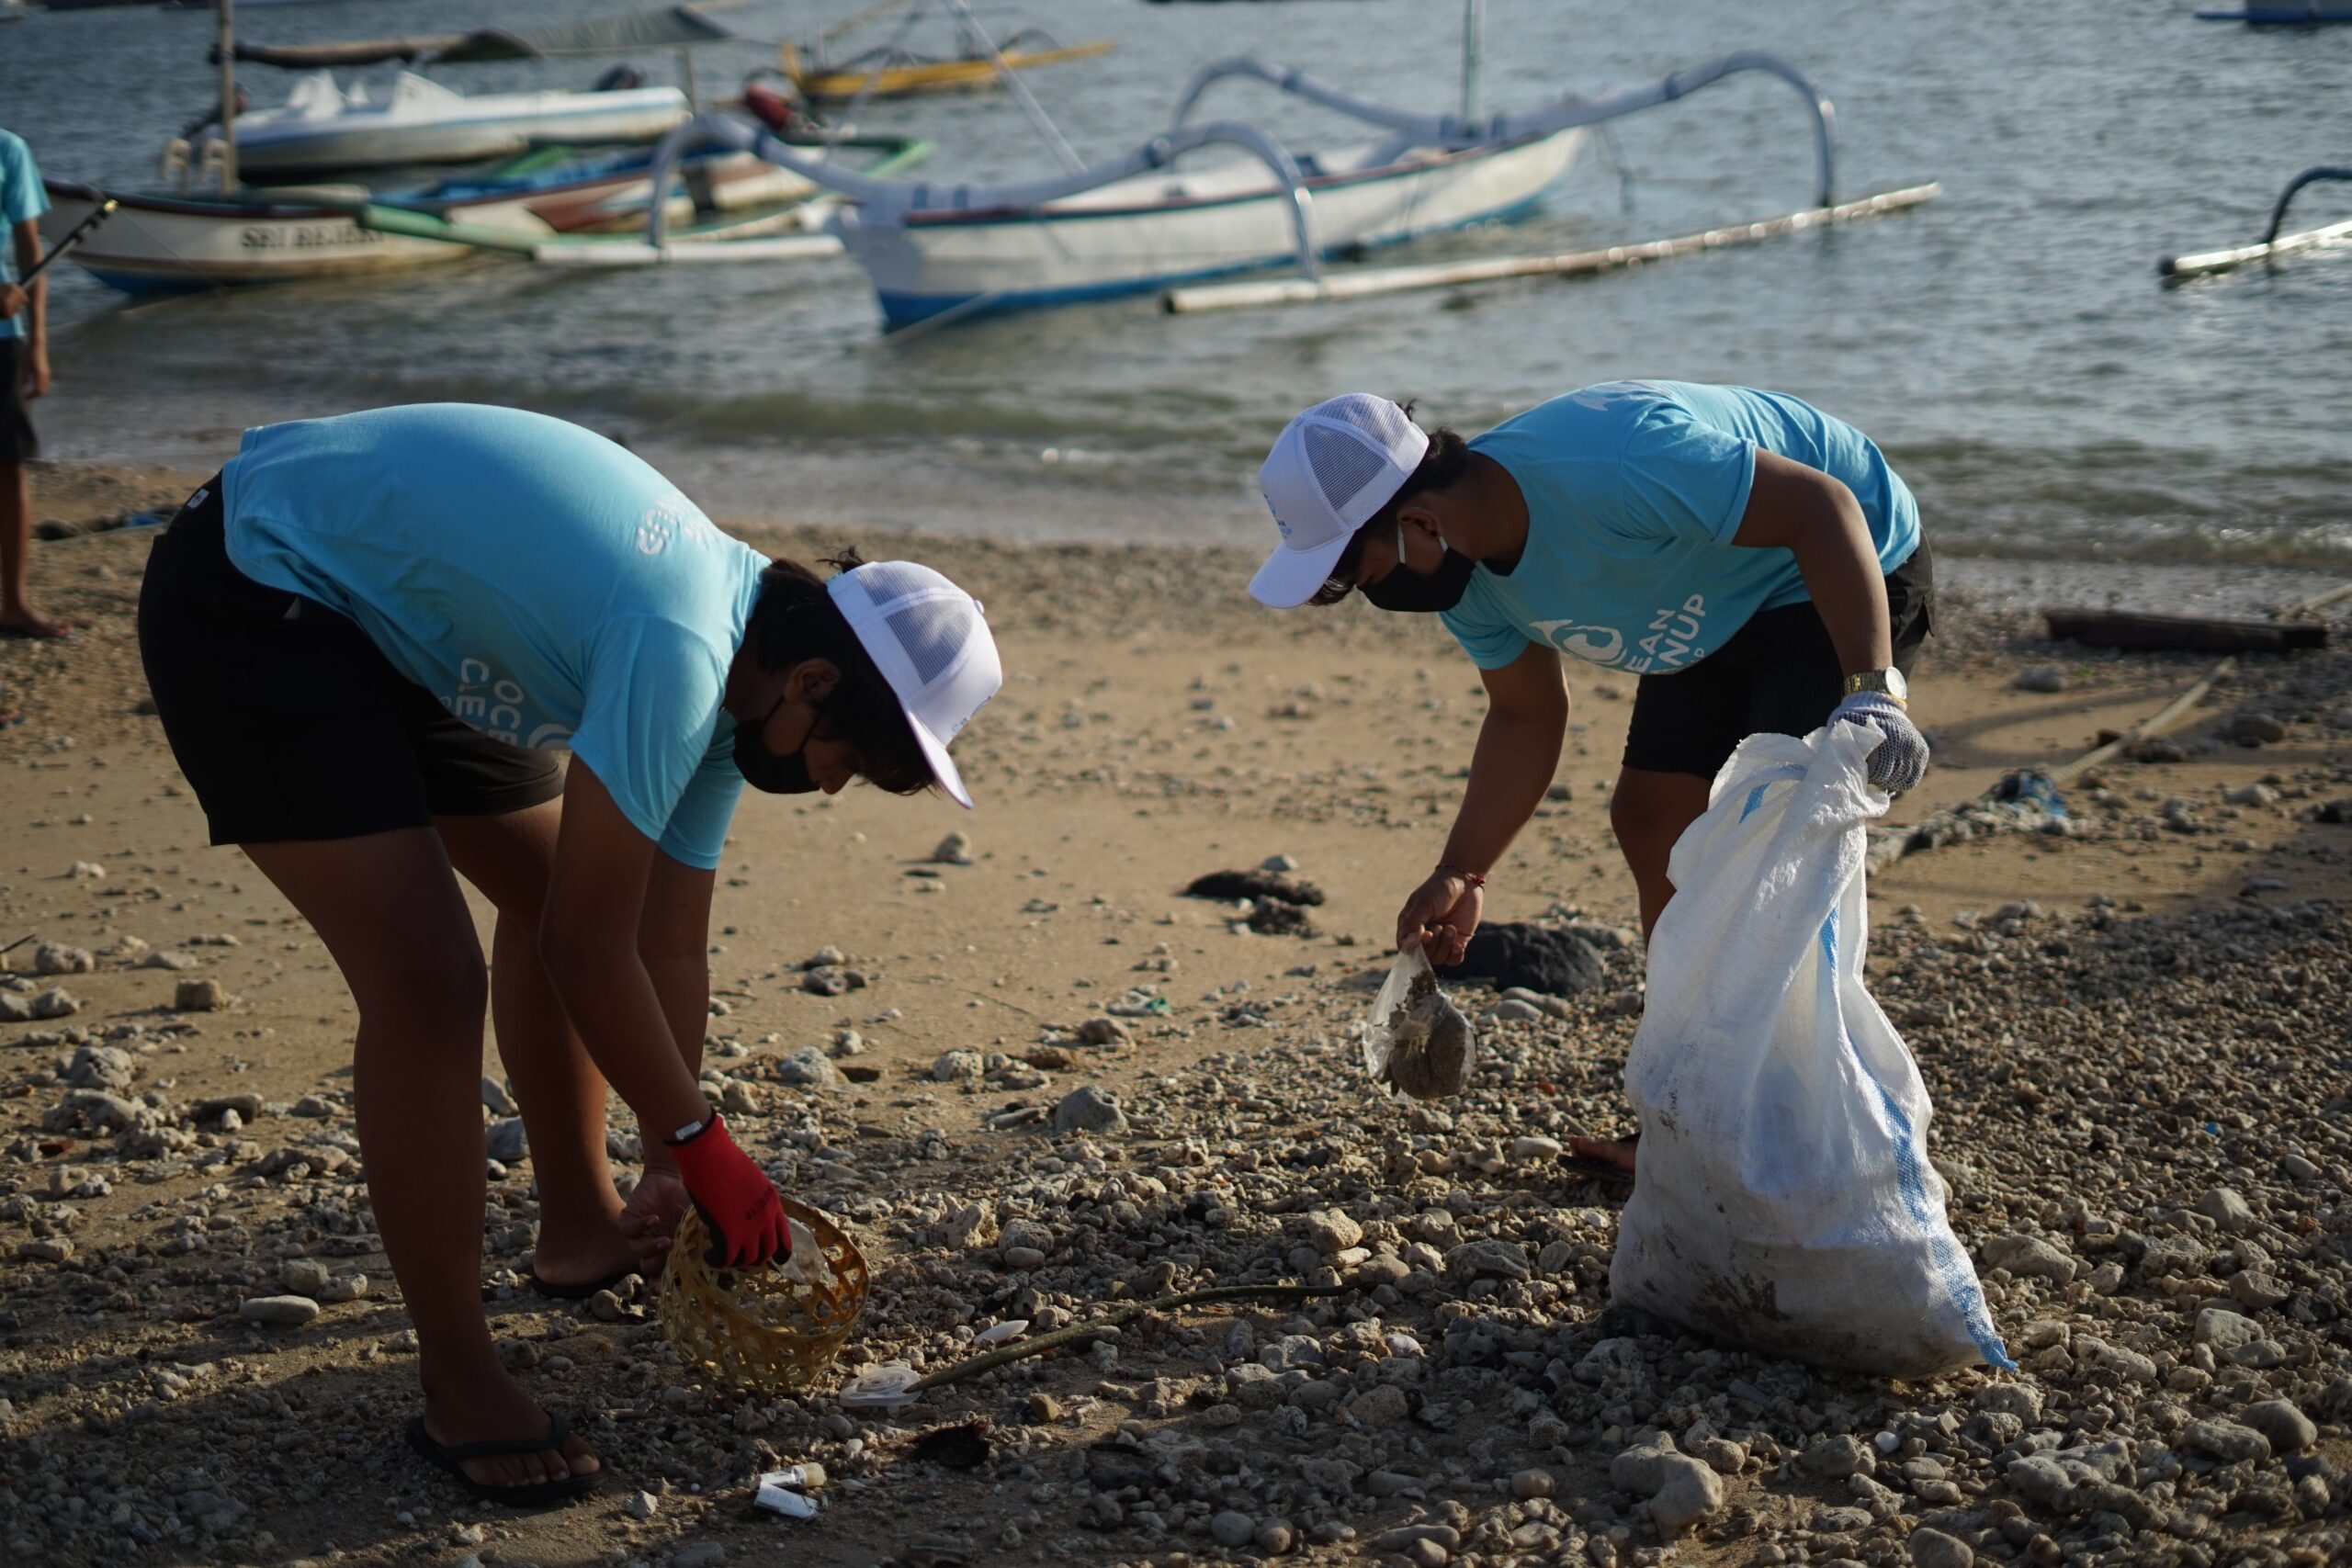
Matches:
[1610,721,2014,1377]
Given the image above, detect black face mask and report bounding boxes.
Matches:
[1362,547,1478,614]
[733,694,822,795]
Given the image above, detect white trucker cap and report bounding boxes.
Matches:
[827,561,1002,808]
[1250,393,1430,608]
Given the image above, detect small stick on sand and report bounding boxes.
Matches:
[908,1282,1354,1393]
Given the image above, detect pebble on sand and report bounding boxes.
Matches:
[174,978,229,1012]
[239,1295,321,1327]
[32,943,94,976]
[1052,1084,1126,1134]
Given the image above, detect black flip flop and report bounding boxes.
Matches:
[404,1408,600,1507]
[526,1263,639,1301]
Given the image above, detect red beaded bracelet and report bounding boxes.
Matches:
[1437,863,1487,888]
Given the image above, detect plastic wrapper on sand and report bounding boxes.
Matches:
[1361,945,1476,1100]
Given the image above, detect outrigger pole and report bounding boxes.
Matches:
[1163,184,1940,315]
[2160,165,2352,280]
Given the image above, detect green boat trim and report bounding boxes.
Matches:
[332,133,932,255]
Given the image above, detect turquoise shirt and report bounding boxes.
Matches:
[0,130,48,344]
[220,404,765,868]
[1440,381,1919,674]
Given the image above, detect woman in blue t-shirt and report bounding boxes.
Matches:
[1249,383,1934,1178]
[137,405,1001,1505]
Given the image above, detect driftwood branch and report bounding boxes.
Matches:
[908,1281,1353,1393]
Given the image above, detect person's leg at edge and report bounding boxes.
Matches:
[1,459,68,638]
[239,829,599,1493]
[434,803,634,1290]
[1566,766,1715,1174]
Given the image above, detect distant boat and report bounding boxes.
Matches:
[38,131,928,292]
[2195,2,2352,18]
[187,70,692,175]
[779,30,1113,105]
[643,47,1845,328]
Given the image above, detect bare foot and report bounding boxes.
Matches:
[0,608,72,640]
[419,1366,600,1495]
[528,1238,639,1293]
[1567,1135,1638,1176]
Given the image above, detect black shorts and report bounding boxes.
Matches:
[136,478,564,846]
[1621,537,1936,780]
[0,340,36,466]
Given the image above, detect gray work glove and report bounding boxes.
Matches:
[1832,693,1929,795]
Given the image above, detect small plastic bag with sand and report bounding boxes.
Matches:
[1360,945,1476,1099]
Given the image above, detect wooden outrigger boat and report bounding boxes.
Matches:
[780,34,1113,105]
[40,131,929,292]
[186,70,693,176]
[640,32,1852,328]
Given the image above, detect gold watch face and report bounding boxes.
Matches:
[1847,669,1908,702]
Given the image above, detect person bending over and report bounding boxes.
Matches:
[139,403,1001,1504]
[1248,381,1932,1176]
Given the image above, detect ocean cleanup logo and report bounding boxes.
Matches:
[1529,594,1711,672]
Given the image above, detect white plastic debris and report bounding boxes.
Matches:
[755,1481,820,1519]
[762,1463,827,1492]
[839,1362,922,1412]
[974,1319,1030,1347]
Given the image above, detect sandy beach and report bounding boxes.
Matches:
[1,459,2347,1568]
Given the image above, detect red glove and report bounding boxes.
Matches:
[665,1112,790,1269]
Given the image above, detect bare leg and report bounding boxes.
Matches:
[435,804,632,1288]
[1575,766,1718,1175]
[241,830,598,1493]
[1,461,68,638]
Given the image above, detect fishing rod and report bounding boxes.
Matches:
[20,198,119,287]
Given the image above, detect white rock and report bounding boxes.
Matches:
[2239,1399,2316,1453]
[1910,1525,1974,1568]
[2194,1186,2255,1234]
[2193,1305,2261,1349]
[1053,1084,1126,1134]
[240,1295,320,1327]
[774,1046,845,1089]
[280,1258,332,1296]
[932,1051,984,1082]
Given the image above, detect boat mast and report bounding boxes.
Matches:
[1461,0,1484,125]
[214,0,240,192]
[943,0,1083,173]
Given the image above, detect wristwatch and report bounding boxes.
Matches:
[1841,668,1909,706]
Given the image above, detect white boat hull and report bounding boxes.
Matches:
[838,128,1583,325]
[41,151,808,292]
[41,185,461,293]
[194,78,692,175]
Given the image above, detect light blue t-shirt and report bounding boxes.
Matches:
[1440,381,1919,675]
[0,130,49,344]
[220,404,766,868]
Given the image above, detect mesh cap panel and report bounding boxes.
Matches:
[1302,423,1391,518]
[885,599,967,689]
[1319,395,1418,448]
